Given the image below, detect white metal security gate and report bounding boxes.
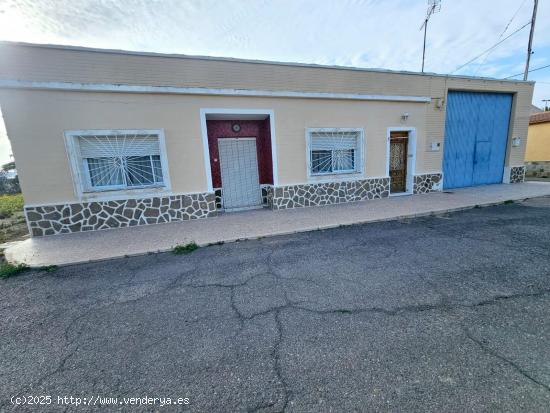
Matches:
[218,138,262,210]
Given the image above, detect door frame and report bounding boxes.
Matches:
[217,137,262,211]
[386,126,417,196]
[199,108,278,192]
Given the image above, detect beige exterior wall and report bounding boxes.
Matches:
[525,122,550,161]
[0,42,472,96]
[0,89,431,204]
[0,42,534,207]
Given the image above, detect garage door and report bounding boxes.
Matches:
[443,91,512,189]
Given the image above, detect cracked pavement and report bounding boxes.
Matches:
[1,197,550,412]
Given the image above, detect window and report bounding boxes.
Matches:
[67,130,169,192]
[308,129,362,175]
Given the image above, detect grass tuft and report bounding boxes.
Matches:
[40,265,58,273]
[0,194,24,219]
[173,242,199,255]
[0,262,29,279]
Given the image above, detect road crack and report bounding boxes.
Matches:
[463,327,550,393]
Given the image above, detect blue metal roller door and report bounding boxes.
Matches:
[443,91,512,189]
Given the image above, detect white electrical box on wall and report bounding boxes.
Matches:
[430,142,441,151]
[512,137,521,147]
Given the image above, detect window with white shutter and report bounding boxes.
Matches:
[66,130,169,192]
[307,129,363,176]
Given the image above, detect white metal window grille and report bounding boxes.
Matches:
[76,133,165,190]
[309,130,361,175]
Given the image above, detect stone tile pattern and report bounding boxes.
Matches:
[25,193,216,236]
[261,185,272,207]
[264,185,274,209]
[213,186,272,210]
[214,188,223,210]
[525,161,550,178]
[271,178,390,210]
[509,166,525,183]
[413,173,443,194]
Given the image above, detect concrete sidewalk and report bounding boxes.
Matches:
[6,182,550,267]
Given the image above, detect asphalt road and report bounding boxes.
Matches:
[1,197,550,412]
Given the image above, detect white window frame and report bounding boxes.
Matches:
[64,129,171,198]
[306,128,364,178]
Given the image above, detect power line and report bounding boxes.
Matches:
[503,63,550,79]
[450,21,531,74]
[502,0,529,35]
[473,0,528,75]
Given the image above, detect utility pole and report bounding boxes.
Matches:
[421,19,428,73]
[543,99,550,111]
[420,0,441,73]
[524,0,538,81]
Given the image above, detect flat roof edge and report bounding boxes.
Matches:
[0,79,432,102]
[0,40,535,85]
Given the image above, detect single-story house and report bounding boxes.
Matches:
[0,42,534,236]
[525,111,550,178]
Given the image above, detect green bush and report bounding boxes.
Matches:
[173,242,199,255]
[0,194,24,219]
[0,262,29,279]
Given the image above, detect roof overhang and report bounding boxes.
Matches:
[0,79,432,103]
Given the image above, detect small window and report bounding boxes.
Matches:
[69,131,168,192]
[308,129,362,175]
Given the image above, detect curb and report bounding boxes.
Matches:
[9,196,536,269]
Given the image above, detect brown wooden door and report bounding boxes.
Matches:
[389,133,408,193]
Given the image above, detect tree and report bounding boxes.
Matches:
[1,161,15,171]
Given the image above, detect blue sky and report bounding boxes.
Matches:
[0,0,549,165]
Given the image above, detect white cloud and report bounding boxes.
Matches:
[1,0,548,76]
